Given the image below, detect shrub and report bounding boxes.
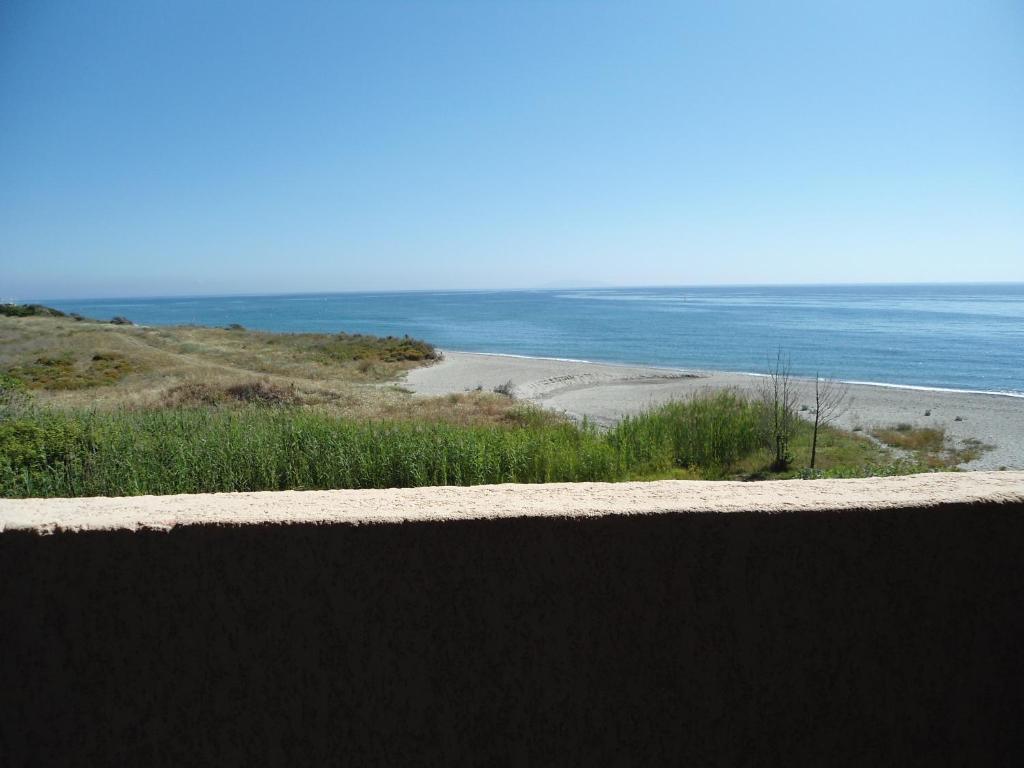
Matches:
[163,380,300,407]
[0,415,85,475]
[4,352,140,390]
[0,372,26,393]
[314,332,438,364]
[0,372,30,410]
[161,382,226,407]
[224,381,298,405]
[0,303,66,318]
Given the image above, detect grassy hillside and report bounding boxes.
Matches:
[0,311,523,424]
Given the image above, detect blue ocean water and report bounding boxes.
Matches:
[46,284,1024,396]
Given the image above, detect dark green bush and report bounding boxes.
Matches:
[0,303,66,318]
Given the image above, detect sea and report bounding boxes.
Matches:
[44,284,1024,397]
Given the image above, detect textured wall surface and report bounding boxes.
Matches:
[2,497,1024,765]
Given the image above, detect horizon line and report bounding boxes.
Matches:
[17,279,1024,304]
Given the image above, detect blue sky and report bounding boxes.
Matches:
[1,1,1022,299]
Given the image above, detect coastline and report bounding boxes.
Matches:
[435,350,1024,400]
[405,350,1024,471]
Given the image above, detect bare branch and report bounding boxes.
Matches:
[759,349,799,471]
[808,373,850,469]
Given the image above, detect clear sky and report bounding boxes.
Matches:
[1,1,1022,299]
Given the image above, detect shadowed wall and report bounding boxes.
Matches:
[2,503,1023,765]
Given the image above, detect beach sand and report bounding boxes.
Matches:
[405,351,1024,470]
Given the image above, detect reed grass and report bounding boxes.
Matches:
[0,391,907,498]
[0,405,614,497]
[609,391,764,478]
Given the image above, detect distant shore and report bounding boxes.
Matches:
[405,351,1024,471]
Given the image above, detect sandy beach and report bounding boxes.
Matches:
[405,351,1024,470]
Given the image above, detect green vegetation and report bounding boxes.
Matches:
[4,352,142,390]
[0,372,26,394]
[0,404,609,497]
[1,302,130,325]
[0,303,67,318]
[0,310,949,499]
[312,332,437,364]
[1,311,445,413]
[609,392,763,478]
[1,391,907,498]
[0,311,536,438]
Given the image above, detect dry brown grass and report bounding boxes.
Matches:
[870,423,992,468]
[871,424,945,453]
[161,380,301,408]
[0,315,534,425]
[369,390,564,427]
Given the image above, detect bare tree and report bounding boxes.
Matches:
[808,373,850,469]
[760,349,799,471]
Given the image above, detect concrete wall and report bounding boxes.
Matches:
[2,475,1023,765]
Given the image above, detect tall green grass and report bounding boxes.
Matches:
[1,406,620,497]
[609,391,763,478]
[0,391,891,498]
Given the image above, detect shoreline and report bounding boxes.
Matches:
[405,350,1024,471]
[434,349,1024,400]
